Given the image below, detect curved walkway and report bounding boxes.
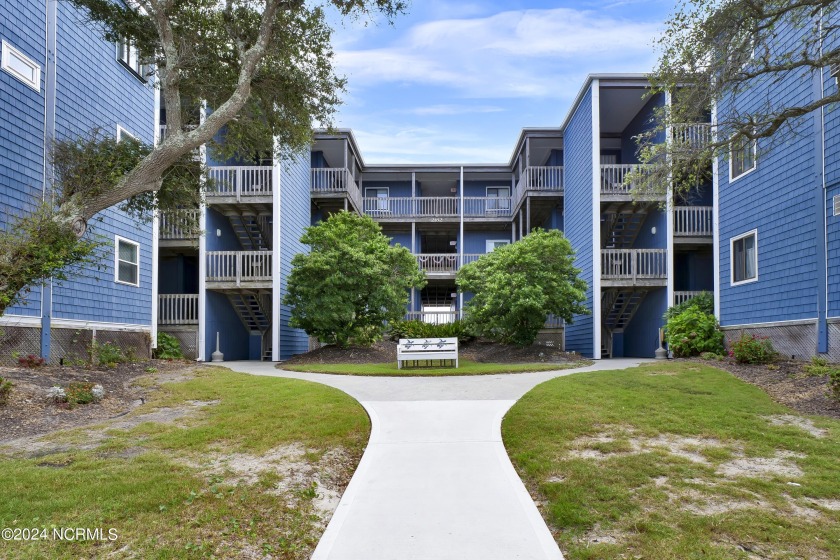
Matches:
[226,358,650,560]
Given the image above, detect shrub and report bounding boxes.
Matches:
[65,382,98,407]
[154,332,184,360]
[664,291,714,321]
[665,307,725,358]
[0,377,13,406]
[18,354,45,368]
[699,351,725,361]
[388,320,473,344]
[830,370,840,401]
[95,341,128,366]
[803,356,831,376]
[729,332,778,364]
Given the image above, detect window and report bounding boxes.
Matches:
[486,240,509,252]
[486,187,510,213]
[115,236,140,286]
[1,40,40,91]
[116,37,149,81]
[730,135,757,180]
[834,195,840,217]
[116,125,137,142]
[731,230,757,285]
[366,187,389,212]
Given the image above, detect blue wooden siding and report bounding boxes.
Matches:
[674,252,714,291]
[206,209,242,251]
[463,180,512,197]
[463,231,511,254]
[621,94,664,164]
[622,287,667,358]
[0,0,47,317]
[205,291,249,360]
[49,2,154,325]
[364,180,411,197]
[717,22,820,327]
[563,87,595,357]
[634,209,667,249]
[279,153,311,359]
[824,37,840,317]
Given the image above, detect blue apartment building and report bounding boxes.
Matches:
[0,0,157,364]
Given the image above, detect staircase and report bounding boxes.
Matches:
[600,289,648,357]
[226,292,273,360]
[228,213,272,250]
[602,210,646,249]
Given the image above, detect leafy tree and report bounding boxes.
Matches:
[0,0,404,316]
[456,229,589,346]
[630,0,838,200]
[284,212,426,347]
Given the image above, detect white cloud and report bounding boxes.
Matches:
[335,8,662,98]
[349,125,513,164]
[406,104,505,116]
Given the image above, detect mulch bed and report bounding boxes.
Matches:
[0,360,196,443]
[282,339,587,366]
[687,358,840,419]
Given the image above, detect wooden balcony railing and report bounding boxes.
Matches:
[672,123,712,149]
[404,310,459,324]
[601,249,668,281]
[158,294,199,325]
[462,254,482,266]
[159,209,200,240]
[674,206,713,237]
[463,197,512,217]
[206,251,272,285]
[207,166,273,200]
[673,291,705,306]
[600,164,655,196]
[363,197,460,218]
[513,166,564,209]
[416,254,458,273]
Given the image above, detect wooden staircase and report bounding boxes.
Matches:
[227,213,272,251]
[600,288,648,358]
[602,210,646,249]
[226,292,273,360]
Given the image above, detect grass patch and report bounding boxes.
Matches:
[503,361,840,559]
[0,367,370,559]
[282,359,581,376]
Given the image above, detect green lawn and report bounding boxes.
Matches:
[282,358,582,376]
[503,361,840,560]
[0,367,370,560]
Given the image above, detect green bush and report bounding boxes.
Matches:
[665,307,725,358]
[830,370,840,402]
[699,351,725,361]
[664,291,714,321]
[154,332,184,360]
[65,382,95,407]
[95,341,129,367]
[803,356,832,376]
[0,377,13,406]
[729,332,778,364]
[388,320,473,343]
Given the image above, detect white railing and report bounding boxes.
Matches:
[673,291,704,306]
[417,254,458,273]
[158,294,199,325]
[672,123,712,149]
[600,164,655,196]
[159,209,200,239]
[206,251,272,285]
[207,166,273,200]
[311,167,360,209]
[514,166,564,209]
[463,197,513,217]
[462,254,482,266]
[404,311,459,324]
[601,249,668,281]
[363,197,459,218]
[674,206,713,237]
[544,314,565,328]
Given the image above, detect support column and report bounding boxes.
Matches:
[459,166,464,317]
[271,141,283,361]
[526,197,531,234]
[197,104,208,361]
[41,0,58,361]
[665,91,675,310]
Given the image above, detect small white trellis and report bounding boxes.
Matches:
[397,337,459,369]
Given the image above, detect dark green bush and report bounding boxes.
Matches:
[829,370,840,402]
[0,377,13,406]
[95,341,129,366]
[388,319,473,344]
[154,332,184,360]
[65,382,95,407]
[729,332,778,364]
[665,307,725,358]
[664,291,714,321]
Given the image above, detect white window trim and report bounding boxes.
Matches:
[115,235,140,287]
[486,239,510,253]
[116,125,137,142]
[365,186,389,197]
[486,186,510,197]
[1,39,41,91]
[730,229,758,286]
[729,134,757,182]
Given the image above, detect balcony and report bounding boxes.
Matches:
[159,209,200,245]
[673,291,705,306]
[463,197,512,218]
[206,166,273,203]
[674,206,713,242]
[158,294,199,325]
[206,250,272,288]
[514,166,564,208]
[601,249,668,287]
[672,123,712,151]
[363,197,459,220]
[600,164,664,201]
[416,254,483,276]
[311,168,360,208]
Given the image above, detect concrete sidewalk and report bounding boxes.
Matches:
[226,358,648,560]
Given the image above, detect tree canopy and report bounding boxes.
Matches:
[632,0,838,199]
[456,229,589,346]
[284,212,426,348]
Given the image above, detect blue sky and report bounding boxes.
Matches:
[326,0,674,164]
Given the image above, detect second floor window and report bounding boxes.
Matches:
[117,38,149,81]
[730,135,756,180]
[115,237,140,286]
